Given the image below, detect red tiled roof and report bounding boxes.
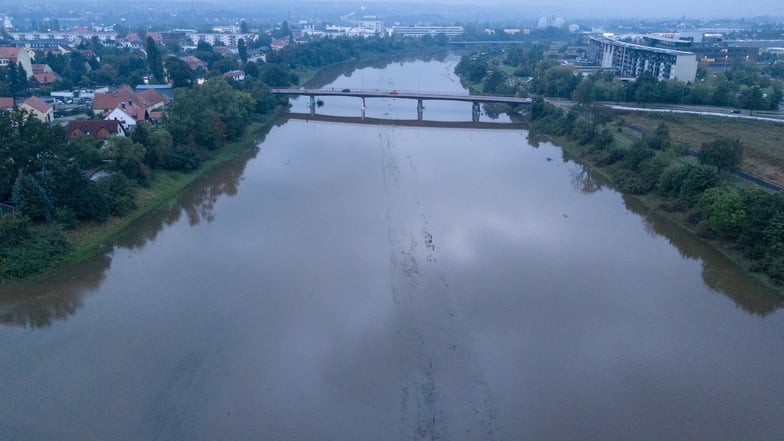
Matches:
[94,86,165,112]
[125,32,163,43]
[32,64,51,74]
[111,103,146,121]
[32,73,59,85]
[66,119,121,140]
[182,56,207,70]
[0,47,21,60]
[92,86,135,111]
[22,96,52,114]
[0,97,14,109]
[136,88,165,107]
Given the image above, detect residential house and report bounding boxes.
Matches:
[32,63,53,74]
[270,36,290,51]
[93,86,166,116]
[120,32,163,48]
[0,97,14,110]
[0,46,33,78]
[222,70,245,81]
[135,84,174,100]
[66,119,125,140]
[104,101,147,129]
[32,72,61,87]
[20,96,53,122]
[181,55,207,71]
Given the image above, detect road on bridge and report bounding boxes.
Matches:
[269,88,532,105]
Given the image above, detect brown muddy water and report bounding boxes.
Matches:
[1,55,783,441]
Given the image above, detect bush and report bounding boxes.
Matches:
[596,146,627,166]
[613,169,649,194]
[658,163,720,206]
[0,212,31,247]
[0,227,70,279]
[12,174,53,222]
[53,207,79,230]
[698,138,744,172]
[97,174,137,216]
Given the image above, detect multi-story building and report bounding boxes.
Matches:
[0,47,33,78]
[184,32,257,47]
[8,30,117,44]
[643,34,759,72]
[391,25,464,38]
[587,36,698,82]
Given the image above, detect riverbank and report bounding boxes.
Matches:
[62,113,278,269]
[538,127,784,295]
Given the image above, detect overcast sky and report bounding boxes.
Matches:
[323,0,784,19]
[6,0,781,19]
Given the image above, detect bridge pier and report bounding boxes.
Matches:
[472,102,481,123]
[361,97,366,120]
[309,95,316,116]
[417,99,424,121]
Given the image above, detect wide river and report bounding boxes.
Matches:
[2,54,784,440]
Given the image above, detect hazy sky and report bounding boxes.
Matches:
[336,0,784,19]
[10,0,784,20]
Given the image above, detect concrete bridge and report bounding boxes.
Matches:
[269,88,530,121]
[283,113,524,130]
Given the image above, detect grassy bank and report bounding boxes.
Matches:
[617,111,784,188]
[63,114,278,266]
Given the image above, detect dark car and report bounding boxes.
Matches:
[342,88,351,93]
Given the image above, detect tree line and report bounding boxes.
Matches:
[455,45,784,112]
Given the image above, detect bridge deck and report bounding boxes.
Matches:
[269,88,531,105]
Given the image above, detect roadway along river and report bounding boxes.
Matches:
[1,54,783,440]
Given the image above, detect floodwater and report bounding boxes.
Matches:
[1,54,783,441]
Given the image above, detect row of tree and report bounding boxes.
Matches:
[456,45,784,112]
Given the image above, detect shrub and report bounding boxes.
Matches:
[0,227,69,279]
[0,212,31,247]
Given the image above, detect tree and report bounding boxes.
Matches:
[240,20,249,34]
[103,137,148,181]
[12,174,53,222]
[698,138,744,173]
[7,62,28,97]
[238,38,248,65]
[701,189,746,239]
[530,95,546,120]
[0,212,30,248]
[643,123,671,150]
[146,36,164,83]
[572,77,596,105]
[165,56,193,88]
[739,86,764,115]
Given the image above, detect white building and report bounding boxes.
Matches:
[185,32,257,46]
[587,36,698,83]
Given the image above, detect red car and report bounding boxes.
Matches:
[389,90,400,95]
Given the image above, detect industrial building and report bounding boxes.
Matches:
[587,36,698,82]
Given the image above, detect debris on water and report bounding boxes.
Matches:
[423,230,435,251]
